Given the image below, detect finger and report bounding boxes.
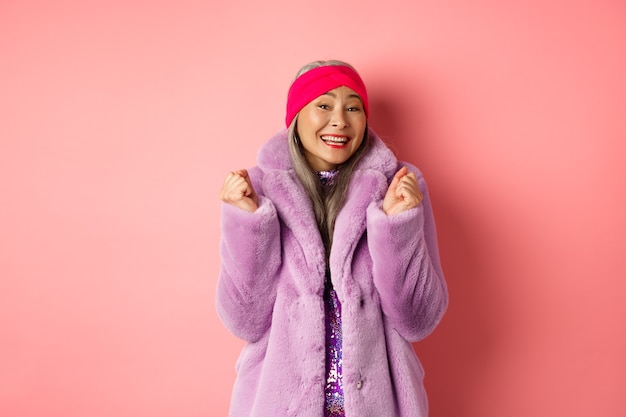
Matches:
[221,171,250,200]
[404,171,417,182]
[388,166,408,194]
[396,185,415,203]
[233,169,256,194]
[397,175,423,201]
[221,182,247,202]
[233,169,249,180]
[224,169,250,186]
[223,171,241,187]
[398,174,417,187]
[225,170,245,186]
[393,166,408,182]
[395,175,416,196]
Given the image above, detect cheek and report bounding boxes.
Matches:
[352,137,365,152]
[349,113,366,128]
[352,122,367,149]
[297,112,324,137]
[353,119,367,140]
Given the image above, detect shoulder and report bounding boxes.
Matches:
[241,129,292,193]
[357,128,399,179]
[398,161,425,179]
[365,129,429,189]
[257,129,292,171]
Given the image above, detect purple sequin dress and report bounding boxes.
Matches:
[318,169,345,417]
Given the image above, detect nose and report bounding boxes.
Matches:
[330,108,348,128]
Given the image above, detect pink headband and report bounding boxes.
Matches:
[285,65,369,127]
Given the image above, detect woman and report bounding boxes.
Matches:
[217,60,448,417]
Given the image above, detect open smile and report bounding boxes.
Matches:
[321,135,350,148]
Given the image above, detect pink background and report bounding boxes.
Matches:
[1,0,625,416]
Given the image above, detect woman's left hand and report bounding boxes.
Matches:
[382,166,423,216]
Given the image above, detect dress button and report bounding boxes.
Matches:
[356,380,363,390]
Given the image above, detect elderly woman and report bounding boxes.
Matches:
[217,60,448,417]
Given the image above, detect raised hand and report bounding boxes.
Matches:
[220,169,259,213]
[382,166,423,216]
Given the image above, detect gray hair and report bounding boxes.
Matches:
[287,60,370,262]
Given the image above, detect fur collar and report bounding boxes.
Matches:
[257,128,398,178]
[256,128,401,296]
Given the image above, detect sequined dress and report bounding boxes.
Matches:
[317,169,345,417]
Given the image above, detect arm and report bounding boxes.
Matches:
[367,166,448,342]
[216,169,282,343]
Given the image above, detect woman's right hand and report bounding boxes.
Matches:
[220,169,259,212]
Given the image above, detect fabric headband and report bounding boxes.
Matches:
[285,65,369,128]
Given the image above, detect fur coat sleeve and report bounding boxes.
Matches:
[366,164,447,342]
[216,175,282,342]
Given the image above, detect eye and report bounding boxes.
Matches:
[347,106,362,112]
[317,103,330,110]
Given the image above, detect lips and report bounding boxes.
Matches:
[321,135,350,146]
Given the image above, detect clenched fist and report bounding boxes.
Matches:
[382,166,423,216]
[220,169,259,213]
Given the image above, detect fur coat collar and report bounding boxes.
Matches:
[254,128,400,297]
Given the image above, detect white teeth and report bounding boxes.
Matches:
[321,135,348,143]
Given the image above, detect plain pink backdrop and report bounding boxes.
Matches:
[1,0,625,416]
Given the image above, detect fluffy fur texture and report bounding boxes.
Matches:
[217,128,448,417]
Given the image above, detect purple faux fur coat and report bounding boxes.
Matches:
[217,128,448,417]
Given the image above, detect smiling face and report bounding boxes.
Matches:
[295,86,367,172]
